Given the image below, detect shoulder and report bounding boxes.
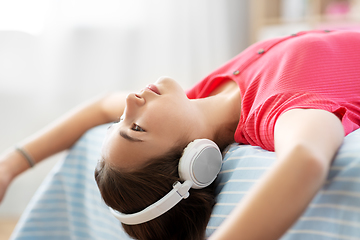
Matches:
[272,30,360,55]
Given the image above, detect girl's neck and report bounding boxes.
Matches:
[191,80,241,150]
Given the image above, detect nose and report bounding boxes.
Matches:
[124,93,145,117]
[126,93,145,107]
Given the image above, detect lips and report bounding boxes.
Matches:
[146,84,161,95]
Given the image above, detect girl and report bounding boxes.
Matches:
[1,30,360,240]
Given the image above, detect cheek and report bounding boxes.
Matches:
[147,106,178,127]
[144,104,183,132]
[161,102,185,120]
[142,95,191,133]
[162,106,191,133]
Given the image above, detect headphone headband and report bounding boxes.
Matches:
[109,180,193,225]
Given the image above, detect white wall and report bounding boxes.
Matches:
[0,0,250,218]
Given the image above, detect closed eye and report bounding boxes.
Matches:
[132,124,145,132]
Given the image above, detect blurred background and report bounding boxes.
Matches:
[0,0,359,238]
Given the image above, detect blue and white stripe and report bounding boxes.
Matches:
[207,129,360,240]
[10,125,360,240]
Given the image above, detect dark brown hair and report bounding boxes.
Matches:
[94,146,216,240]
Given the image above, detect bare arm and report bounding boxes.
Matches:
[209,109,344,240]
[0,92,128,202]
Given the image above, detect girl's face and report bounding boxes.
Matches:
[101,77,198,171]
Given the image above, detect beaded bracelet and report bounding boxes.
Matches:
[15,146,35,168]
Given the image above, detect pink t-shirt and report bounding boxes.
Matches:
[186,30,360,151]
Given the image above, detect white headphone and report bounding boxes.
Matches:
[109,139,223,225]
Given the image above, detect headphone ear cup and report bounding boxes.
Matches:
[178,139,222,189]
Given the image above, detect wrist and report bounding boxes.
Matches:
[15,146,36,168]
[0,148,30,181]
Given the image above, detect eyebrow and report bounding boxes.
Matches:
[120,130,143,142]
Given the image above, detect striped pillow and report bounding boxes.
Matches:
[206,129,360,239]
[11,125,360,240]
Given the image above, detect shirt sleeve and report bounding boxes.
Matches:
[237,92,349,151]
